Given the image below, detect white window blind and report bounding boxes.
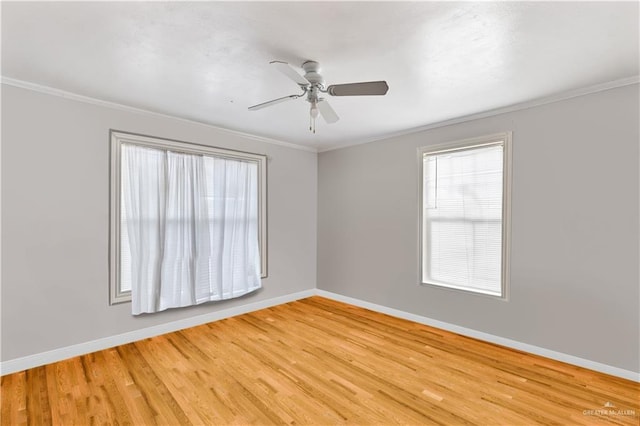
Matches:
[420,134,510,297]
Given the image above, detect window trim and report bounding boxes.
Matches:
[109,130,268,305]
[418,132,512,300]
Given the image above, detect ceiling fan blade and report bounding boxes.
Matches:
[326,81,389,96]
[248,94,299,111]
[317,99,339,124]
[270,61,310,86]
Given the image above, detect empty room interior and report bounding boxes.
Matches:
[1,1,639,425]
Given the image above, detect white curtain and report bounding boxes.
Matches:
[121,144,261,315]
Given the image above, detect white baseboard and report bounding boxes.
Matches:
[0,289,315,376]
[316,290,640,382]
[3,288,638,383]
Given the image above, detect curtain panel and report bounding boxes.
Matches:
[121,144,261,315]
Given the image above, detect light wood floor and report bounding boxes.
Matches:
[2,296,639,425]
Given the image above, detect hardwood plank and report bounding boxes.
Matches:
[2,296,638,425]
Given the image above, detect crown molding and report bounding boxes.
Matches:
[3,74,637,154]
[318,75,640,153]
[0,76,317,153]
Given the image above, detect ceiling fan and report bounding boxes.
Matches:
[248,60,389,133]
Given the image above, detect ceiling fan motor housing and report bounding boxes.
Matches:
[302,60,324,86]
[307,85,320,103]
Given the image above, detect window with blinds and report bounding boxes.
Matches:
[420,133,511,298]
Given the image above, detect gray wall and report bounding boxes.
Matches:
[318,84,640,373]
[1,85,317,361]
[3,82,638,374]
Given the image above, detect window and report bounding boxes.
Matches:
[109,131,267,307]
[419,133,511,298]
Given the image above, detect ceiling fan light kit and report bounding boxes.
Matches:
[249,60,389,133]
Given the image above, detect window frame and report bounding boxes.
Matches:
[418,132,512,299]
[109,130,268,305]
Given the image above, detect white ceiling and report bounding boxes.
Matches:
[2,2,638,151]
